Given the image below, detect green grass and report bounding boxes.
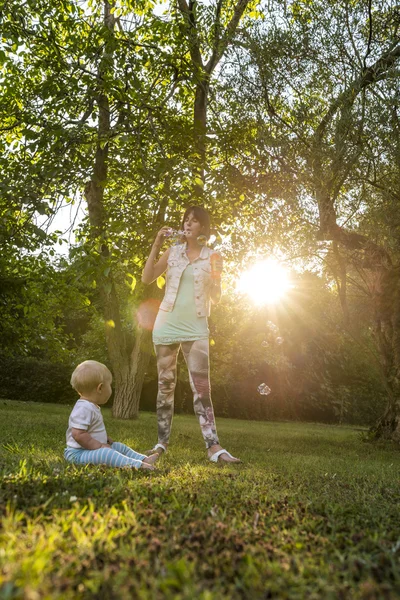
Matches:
[0,400,399,599]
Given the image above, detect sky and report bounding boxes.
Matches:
[36,199,86,255]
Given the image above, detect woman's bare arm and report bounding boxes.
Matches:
[142,226,171,284]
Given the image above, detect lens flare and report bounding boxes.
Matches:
[237,259,291,305]
[136,298,161,330]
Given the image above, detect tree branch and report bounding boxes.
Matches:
[205,0,250,74]
[315,44,400,146]
[363,0,373,71]
[176,0,204,70]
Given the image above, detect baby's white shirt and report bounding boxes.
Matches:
[66,398,107,448]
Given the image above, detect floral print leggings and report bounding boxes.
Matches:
[155,339,219,449]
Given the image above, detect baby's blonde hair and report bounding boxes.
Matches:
[70,360,112,394]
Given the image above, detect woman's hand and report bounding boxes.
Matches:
[154,226,172,248]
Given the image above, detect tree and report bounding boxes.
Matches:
[174,0,252,194]
[1,0,256,418]
[0,0,172,415]
[0,250,90,363]
[4,0,398,434]
[221,0,400,439]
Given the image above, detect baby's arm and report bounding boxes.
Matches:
[71,428,111,450]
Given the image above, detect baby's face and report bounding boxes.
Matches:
[97,377,113,404]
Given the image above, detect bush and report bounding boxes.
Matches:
[0,355,74,404]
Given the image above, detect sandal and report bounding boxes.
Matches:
[209,449,241,463]
[145,443,167,456]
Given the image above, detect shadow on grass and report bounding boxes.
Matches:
[0,453,253,521]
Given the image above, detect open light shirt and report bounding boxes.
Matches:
[153,263,209,345]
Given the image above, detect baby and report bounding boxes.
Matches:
[64,360,158,470]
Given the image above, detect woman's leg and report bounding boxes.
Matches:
[155,343,180,446]
[181,339,219,449]
[67,447,143,468]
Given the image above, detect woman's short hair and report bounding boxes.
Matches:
[71,360,112,394]
[181,206,211,239]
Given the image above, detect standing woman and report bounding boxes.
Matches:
[142,206,240,463]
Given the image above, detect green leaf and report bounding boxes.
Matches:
[157,276,165,289]
[127,273,137,292]
[194,177,204,188]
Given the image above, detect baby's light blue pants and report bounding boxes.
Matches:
[64,442,147,469]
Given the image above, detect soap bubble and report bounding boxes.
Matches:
[261,341,268,348]
[165,229,186,244]
[266,320,278,333]
[197,234,207,245]
[276,337,284,345]
[257,383,271,395]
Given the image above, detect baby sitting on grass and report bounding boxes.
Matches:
[64,360,158,471]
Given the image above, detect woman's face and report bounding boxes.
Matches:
[183,212,203,239]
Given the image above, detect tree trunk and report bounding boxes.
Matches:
[112,283,162,419]
[322,220,400,441]
[84,0,145,420]
[373,399,400,442]
[112,341,152,420]
[369,266,400,441]
[193,78,209,196]
[177,0,250,197]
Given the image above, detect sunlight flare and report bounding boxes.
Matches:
[236,259,291,305]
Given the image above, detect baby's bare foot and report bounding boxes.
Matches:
[143,453,159,466]
[141,461,155,471]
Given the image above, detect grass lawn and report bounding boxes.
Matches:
[0,400,399,599]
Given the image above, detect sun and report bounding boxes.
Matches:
[236,259,291,305]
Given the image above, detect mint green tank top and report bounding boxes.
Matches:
[153,264,209,345]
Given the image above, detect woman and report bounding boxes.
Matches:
[142,206,240,463]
